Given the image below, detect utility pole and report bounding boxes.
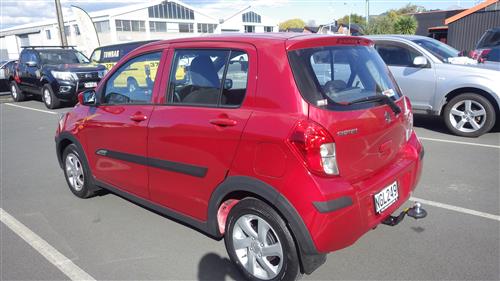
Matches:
[55,0,67,46]
[366,0,370,25]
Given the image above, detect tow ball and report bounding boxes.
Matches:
[382,202,427,226]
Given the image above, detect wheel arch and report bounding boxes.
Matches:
[441,87,500,116]
[207,176,326,275]
[55,132,88,171]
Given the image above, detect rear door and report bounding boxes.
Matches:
[83,51,164,198]
[147,43,256,221]
[374,41,436,113]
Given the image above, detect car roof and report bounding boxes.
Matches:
[365,34,431,41]
[95,40,159,50]
[142,33,373,50]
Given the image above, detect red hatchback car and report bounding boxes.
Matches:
[55,34,426,280]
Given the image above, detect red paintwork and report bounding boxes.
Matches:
[58,33,423,254]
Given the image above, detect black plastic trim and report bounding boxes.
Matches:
[94,179,210,234]
[419,146,425,160]
[207,176,326,274]
[313,196,353,213]
[95,149,208,178]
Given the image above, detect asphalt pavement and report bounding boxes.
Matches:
[1,100,499,281]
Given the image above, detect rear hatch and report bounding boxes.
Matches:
[287,37,410,182]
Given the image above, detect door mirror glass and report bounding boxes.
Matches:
[26,61,37,67]
[223,78,233,90]
[78,90,96,105]
[413,56,428,67]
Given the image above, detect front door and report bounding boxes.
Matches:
[84,51,164,198]
[148,45,256,220]
[375,42,436,112]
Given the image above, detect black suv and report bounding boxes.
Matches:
[11,46,106,109]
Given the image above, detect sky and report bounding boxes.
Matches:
[0,0,482,29]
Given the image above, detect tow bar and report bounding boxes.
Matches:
[382,202,427,226]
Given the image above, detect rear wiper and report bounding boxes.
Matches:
[347,95,401,114]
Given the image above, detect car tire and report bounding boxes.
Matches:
[10,81,25,102]
[62,144,98,199]
[42,84,60,109]
[443,93,496,137]
[224,198,301,281]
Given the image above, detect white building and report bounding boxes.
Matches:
[0,0,278,59]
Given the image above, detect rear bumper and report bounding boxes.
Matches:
[307,132,424,253]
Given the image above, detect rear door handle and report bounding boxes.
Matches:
[209,118,237,127]
[130,112,148,122]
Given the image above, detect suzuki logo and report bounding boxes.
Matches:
[385,111,392,123]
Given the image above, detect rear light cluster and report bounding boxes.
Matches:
[403,96,413,141]
[470,49,492,63]
[289,120,339,176]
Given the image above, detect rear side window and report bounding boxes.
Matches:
[168,49,248,107]
[288,45,401,108]
[103,52,161,104]
[375,44,420,67]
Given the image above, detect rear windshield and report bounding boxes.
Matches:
[476,30,500,48]
[90,43,145,64]
[288,45,401,109]
[39,50,89,65]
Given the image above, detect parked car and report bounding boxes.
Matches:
[55,34,426,280]
[11,46,106,109]
[470,27,500,62]
[368,35,500,137]
[0,60,17,91]
[408,36,477,65]
[477,47,500,70]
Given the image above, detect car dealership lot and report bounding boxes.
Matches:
[1,101,499,280]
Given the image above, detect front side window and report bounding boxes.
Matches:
[103,52,161,104]
[168,49,248,107]
[288,46,401,107]
[375,43,421,67]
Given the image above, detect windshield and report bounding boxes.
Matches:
[288,45,401,108]
[39,50,89,65]
[412,38,459,62]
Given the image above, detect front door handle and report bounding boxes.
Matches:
[130,112,148,122]
[209,118,237,127]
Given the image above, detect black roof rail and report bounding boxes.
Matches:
[21,46,76,49]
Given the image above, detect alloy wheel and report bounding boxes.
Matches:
[43,89,52,106]
[65,153,84,191]
[449,100,486,133]
[11,85,17,99]
[232,214,284,280]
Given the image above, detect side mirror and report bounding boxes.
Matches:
[413,56,428,67]
[224,79,233,90]
[26,61,37,67]
[78,90,96,105]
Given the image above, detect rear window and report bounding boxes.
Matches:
[477,30,500,48]
[288,46,401,109]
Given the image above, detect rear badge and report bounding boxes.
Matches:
[337,128,358,136]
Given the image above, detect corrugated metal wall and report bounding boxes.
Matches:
[413,10,464,36]
[448,10,500,51]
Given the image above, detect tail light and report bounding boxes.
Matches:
[479,49,492,63]
[288,120,339,176]
[403,96,413,141]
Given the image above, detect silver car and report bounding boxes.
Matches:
[368,35,500,137]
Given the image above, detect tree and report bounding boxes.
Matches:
[279,18,306,31]
[394,15,418,34]
[365,15,396,34]
[337,13,366,26]
[394,3,426,14]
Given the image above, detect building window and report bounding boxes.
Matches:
[150,21,167,32]
[148,1,194,20]
[64,25,70,36]
[45,30,51,40]
[197,23,217,33]
[73,24,80,36]
[178,23,193,33]
[244,25,255,33]
[264,26,273,32]
[94,21,110,33]
[116,20,145,32]
[242,11,261,23]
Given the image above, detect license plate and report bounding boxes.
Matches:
[84,82,97,88]
[374,181,399,214]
